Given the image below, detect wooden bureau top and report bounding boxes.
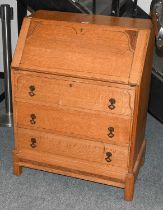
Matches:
[32,11,152,30]
[12,11,154,86]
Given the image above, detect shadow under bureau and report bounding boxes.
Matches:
[11,11,154,201]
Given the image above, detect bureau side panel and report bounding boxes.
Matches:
[11,17,31,68]
[129,28,154,172]
[11,69,20,148]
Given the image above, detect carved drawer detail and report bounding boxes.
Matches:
[16,101,132,145]
[14,73,135,116]
[16,128,129,169]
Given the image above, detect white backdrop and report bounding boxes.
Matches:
[0,0,152,72]
[138,0,151,14]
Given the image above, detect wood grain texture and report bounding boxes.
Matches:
[13,149,127,181]
[14,71,135,116]
[124,173,135,201]
[15,101,132,145]
[32,10,152,30]
[13,152,22,176]
[11,11,154,201]
[128,27,154,172]
[13,150,125,188]
[16,128,129,169]
[11,17,31,68]
[11,11,152,85]
[19,20,134,84]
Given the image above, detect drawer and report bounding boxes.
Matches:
[16,128,129,169]
[15,102,132,145]
[14,73,134,116]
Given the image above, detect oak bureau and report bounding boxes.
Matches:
[11,11,154,201]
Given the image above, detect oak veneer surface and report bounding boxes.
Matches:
[16,101,131,145]
[11,11,154,201]
[13,72,135,116]
[12,11,152,85]
[16,128,129,169]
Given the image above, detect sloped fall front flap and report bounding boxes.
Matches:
[12,11,152,85]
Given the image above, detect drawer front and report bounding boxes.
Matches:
[16,128,129,169]
[16,102,131,145]
[14,73,134,116]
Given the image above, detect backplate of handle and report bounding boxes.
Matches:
[108,98,116,110]
[108,127,114,138]
[30,113,36,125]
[30,137,37,148]
[29,85,35,97]
[105,152,112,162]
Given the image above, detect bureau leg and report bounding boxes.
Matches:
[140,145,146,167]
[13,152,22,176]
[140,152,145,167]
[124,173,135,201]
[13,163,22,176]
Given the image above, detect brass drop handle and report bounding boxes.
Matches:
[29,85,35,97]
[108,127,114,138]
[108,98,116,110]
[30,114,36,125]
[105,152,112,162]
[30,138,37,148]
